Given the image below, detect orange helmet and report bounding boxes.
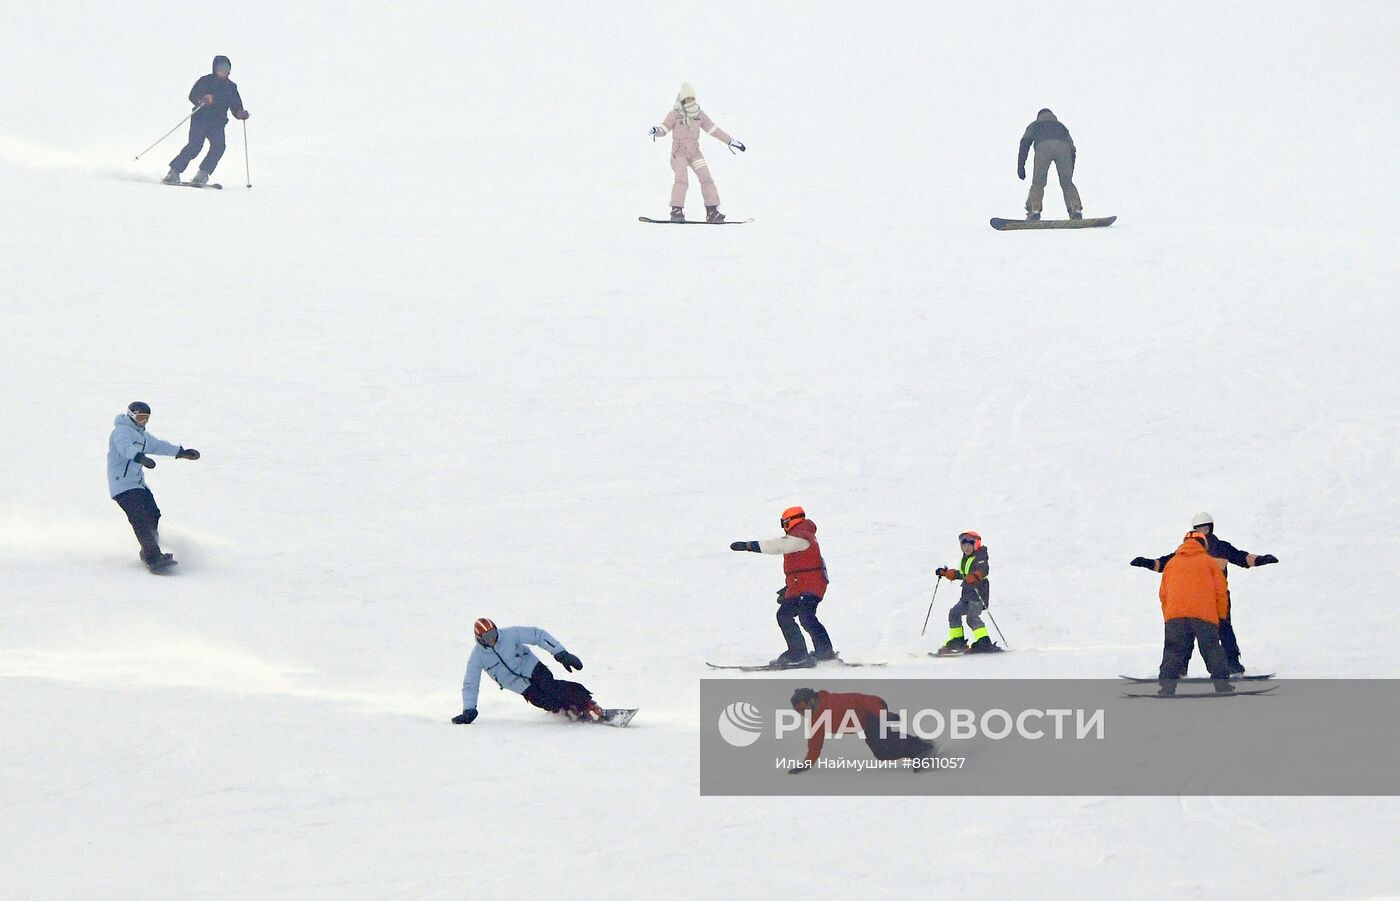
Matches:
[780,506,807,529]
[473,617,498,644]
[958,531,982,551]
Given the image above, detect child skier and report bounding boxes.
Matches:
[649,82,745,222]
[934,531,1002,655]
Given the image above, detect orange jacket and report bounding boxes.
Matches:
[805,690,887,763]
[1158,539,1228,623]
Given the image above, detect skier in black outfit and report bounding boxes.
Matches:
[1131,512,1278,675]
[163,55,249,186]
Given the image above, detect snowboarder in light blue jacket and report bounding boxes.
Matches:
[453,618,601,724]
[107,402,200,569]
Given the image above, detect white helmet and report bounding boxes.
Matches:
[1191,511,1214,529]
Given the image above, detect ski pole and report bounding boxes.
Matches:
[920,579,942,636]
[242,119,252,188]
[985,608,1010,650]
[133,104,205,161]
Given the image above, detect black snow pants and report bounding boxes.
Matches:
[522,662,593,714]
[170,120,228,175]
[1184,612,1243,672]
[1158,617,1231,687]
[113,487,163,563]
[777,592,833,656]
[860,714,937,761]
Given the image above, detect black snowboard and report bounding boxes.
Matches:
[639,217,752,225]
[990,215,1115,230]
[1122,686,1277,699]
[1119,673,1275,683]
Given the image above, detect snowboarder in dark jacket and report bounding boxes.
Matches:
[163,55,249,186]
[934,531,1001,654]
[107,402,201,570]
[1130,513,1278,674]
[1018,109,1082,220]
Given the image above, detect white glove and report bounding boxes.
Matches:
[728,138,746,152]
[649,126,664,138]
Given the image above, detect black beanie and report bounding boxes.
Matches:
[128,401,151,415]
[212,55,231,74]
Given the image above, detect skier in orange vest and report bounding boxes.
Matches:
[731,506,836,666]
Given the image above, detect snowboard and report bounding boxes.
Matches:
[1118,673,1275,683]
[990,215,1115,231]
[1122,686,1277,700]
[592,708,638,727]
[705,659,886,673]
[166,181,223,190]
[639,217,752,225]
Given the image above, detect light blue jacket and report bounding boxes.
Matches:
[107,414,182,498]
[461,626,567,709]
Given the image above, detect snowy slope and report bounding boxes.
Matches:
[2,2,1399,898]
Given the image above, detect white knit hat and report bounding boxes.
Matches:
[676,82,696,102]
[1191,511,1214,528]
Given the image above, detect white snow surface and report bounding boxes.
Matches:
[3,2,1399,899]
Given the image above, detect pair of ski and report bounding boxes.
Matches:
[1118,672,1276,700]
[639,216,751,225]
[706,659,886,673]
[165,181,223,190]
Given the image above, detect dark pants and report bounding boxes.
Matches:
[1159,617,1231,684]
[1185,612,1243,671]
[113,487,163,563]
[777,593,833,656]
[170,120,227,175]
[522,662,593,714]
[861,714,936,761]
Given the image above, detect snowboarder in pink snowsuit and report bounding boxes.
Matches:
[650,83,745,223]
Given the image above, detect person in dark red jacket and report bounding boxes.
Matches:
[163,55,250,186]
[731,506,835,666]
[787,688,935,773]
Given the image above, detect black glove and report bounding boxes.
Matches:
[788,764,811,775]
[1253,554,1279,566]
[176,448,200,460]
[555,651,583,672]
[1018,165,1026,181]
[134,453,156,469]
[730,541,760,552]
[935,566,947,577]
[1130,557,1155,569]
[451,708,478,725]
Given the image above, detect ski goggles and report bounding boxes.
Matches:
[959,535,977,545]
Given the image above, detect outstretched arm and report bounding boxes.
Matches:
[141,432,182,457]
[698,111,733,145]
[461,650,485,710]
[521,627,565,656]
[651,109,679,138]
[732,534,811,554]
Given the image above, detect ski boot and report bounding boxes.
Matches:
[769,649,814,668]
[1069,210,1084,220]
[936,637,968,657]
[669,206,685,223]
[1025,211,1041,222]
[190,170,210,186]
[161,168,182,185]
[1227,662,1246,678]
[967,637,1003,654]
[705,205,725,223]
[812,648,840,663]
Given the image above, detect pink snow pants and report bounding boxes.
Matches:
[671,151,719,207]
